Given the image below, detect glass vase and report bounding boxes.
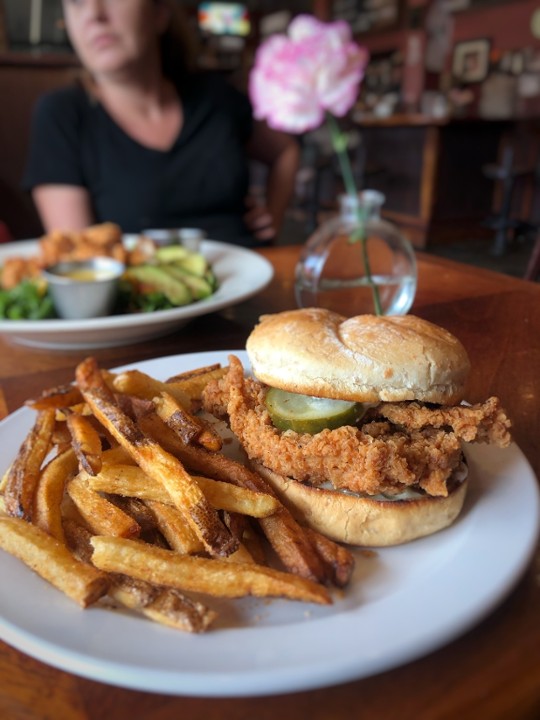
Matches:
[294,190,417,317]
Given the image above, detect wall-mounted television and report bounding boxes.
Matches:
[198,2,251,37]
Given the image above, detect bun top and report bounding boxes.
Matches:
[246,308,471,404]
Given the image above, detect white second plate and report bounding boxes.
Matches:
[0,241,273,349]
[0,350,538,697]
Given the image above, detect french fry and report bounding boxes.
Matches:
[90,535,331,605]
[222,509,248,545]
[88,464,170,503]
[101,445,134,465]
[0,356,360,634]
[63,518,214,630]
[219,512,257,564]
[141,587,217,632]
[106,494,158,535]
[303,527,355,589]
[25,384,83,411]
[57,402,92,418]
[164,365,228,409]
[154,391,222,451]
[131,397,358,586]
[67,474,141,538]
[63,517,94,562]
[196,475,280,517]
[0,516,109,607]
[34,448,79,542]
[61,492,89,528]
[178,444,351,584]
[51,420,73,449]
[85,412,118,448]
[144,499,204,554]
[240,524,267,566]
[66,410,103,475]
[166,363,223,383]
[109,575,217,632]
[135,413,331,584]
[75,357,236,558]
[114,391,154,421]
[111,369,191,408]
[226,542,256,565]
[113,491,255,562]
[88,464,280,518]
[253,463,355,588]
[4,408,56,520]
[258,509,330,583]
[112,366,228,412]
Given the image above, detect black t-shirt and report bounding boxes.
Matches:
[23,73,258,246]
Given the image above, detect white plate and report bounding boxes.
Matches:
[0,241,273,349]
[0,350,538,697]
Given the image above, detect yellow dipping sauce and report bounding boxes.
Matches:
[61,269,115,282]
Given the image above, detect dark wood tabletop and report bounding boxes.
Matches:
[0,245,539,720]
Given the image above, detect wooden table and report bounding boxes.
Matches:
[0,246,539,720]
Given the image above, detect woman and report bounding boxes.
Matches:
[23,0,299,246]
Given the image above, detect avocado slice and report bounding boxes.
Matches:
[161,265,214,299]
[177,252,209,277]
[124,266,193,305]
[155,246,210,277]
[154,246,190,263]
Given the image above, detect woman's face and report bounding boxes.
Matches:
[62,0,168,78]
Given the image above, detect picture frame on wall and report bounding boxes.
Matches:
[452,38,491,83]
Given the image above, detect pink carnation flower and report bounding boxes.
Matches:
[249,15,368,133]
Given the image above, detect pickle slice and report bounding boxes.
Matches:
[265,387,365,434]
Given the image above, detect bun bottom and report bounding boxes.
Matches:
[253,462,468,547]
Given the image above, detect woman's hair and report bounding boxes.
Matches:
[159,0,198,82]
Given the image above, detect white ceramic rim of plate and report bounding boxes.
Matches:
[0,240,273,346]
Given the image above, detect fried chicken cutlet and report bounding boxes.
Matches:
[202,356,512,498]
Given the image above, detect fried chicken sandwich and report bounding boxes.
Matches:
[202,308,512,547]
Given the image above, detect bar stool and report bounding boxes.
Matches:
[482,146,537,256]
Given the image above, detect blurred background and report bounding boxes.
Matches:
[0,0,539,278]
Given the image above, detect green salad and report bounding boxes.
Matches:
[0,245,218,320]
[0,279,55,320]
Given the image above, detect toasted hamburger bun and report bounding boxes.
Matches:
[253,461,469,547]
[246,308,471,405]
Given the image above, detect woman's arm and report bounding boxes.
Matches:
[32,185,95,232]
[245,121,300,242]
[24,88,96,232]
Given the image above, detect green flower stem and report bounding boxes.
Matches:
[326,114,382,316]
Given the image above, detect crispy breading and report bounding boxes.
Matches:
[38,223,125,266]
[367,398,512,446]
[1,257,42,290]
[202,356,511,498]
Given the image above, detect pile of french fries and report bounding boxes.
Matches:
[0,358,354,633]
